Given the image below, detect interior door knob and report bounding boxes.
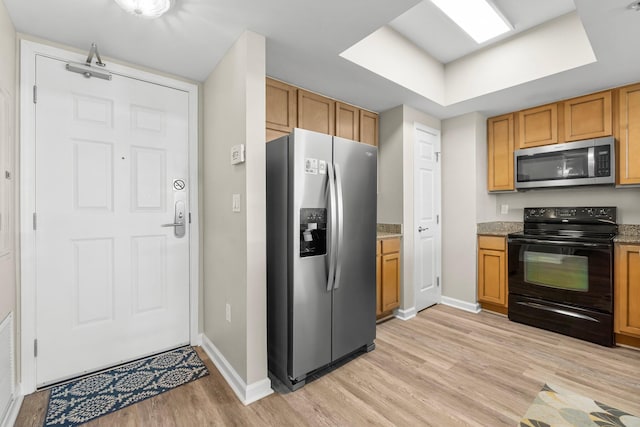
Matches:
[418,226,429,232]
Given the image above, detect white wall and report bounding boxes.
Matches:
[0,0,16,329]
[0,0,16,421]
[441,113,494,304]
[202,31,268,389]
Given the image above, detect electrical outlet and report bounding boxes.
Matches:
[501,204,509,214]
[225,303,231,323]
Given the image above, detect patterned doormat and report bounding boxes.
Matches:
[43,346,209,427]
[520,383,640,427]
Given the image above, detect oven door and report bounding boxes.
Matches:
[507,237,613,313]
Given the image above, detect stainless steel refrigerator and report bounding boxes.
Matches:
[266,128,377,391]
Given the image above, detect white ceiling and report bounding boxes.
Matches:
[388,0,577,64]
[4,0,640,119]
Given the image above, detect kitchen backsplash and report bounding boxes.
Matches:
[618,224,640,236]
[377,223,402,234]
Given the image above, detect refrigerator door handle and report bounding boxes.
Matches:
[326,162,338,291]
[333,163,345,289]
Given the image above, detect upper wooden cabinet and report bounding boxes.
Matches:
[564,91,612,142]
[487,113,515,192]
[297,89,335,136]
[618,84,640,185]
[266,78,297,141]
[517,103,560,149]
[360,110,379,147]
[615,244,640,338]
[265,77,379,145]
[336,102,360,141]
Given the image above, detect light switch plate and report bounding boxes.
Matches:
[232,194,241,212]
[230,144,245,165]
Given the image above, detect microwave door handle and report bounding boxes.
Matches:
[588,147,595,177]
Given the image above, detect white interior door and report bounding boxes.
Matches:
[34,55,190,386]
[414,124,441,312]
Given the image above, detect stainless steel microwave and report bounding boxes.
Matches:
[514,136,615,189]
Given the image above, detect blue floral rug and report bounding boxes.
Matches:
[43,346,209,427]
[520,383,640,427]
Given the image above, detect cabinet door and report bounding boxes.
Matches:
[266,78,297,141]
[618,84,640,185]
[359,110,379,146]
[487,114,514,191]
[297,89,335,135]
[477,248,506,306]
[376,241,382,317]
[381,252,400,313]
[564,91,612,142]
[615,244,640,338]
[336,102,360,141]
[517,103,559,149]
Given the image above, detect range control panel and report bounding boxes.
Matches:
[524,207,617,223]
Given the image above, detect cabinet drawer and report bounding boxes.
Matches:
[478,235,506,251]
[381,238,400,254]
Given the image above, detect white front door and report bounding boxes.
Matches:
[414,124,441,312]
[34,55,190,386]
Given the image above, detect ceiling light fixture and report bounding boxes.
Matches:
[114,0,172,19]
[429,0,512,44]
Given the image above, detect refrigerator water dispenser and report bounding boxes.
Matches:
[299,208,326,257]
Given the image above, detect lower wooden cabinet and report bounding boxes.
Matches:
[477,235,508,314]
[377,237,401,319]
[615,244,640,341]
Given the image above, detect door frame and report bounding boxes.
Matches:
[19,40,200,394]
[413,122,442,311]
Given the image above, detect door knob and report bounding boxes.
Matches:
[418,226,429,232]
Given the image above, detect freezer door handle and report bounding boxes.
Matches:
[333,163,345,290]
[326,162,338,291]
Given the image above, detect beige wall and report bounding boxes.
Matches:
[0,0,17,325]
[441,113,494,304]
[377,105,403,224]
[202,31,267,385]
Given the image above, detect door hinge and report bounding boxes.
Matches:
[437,214,439,225]
[33,85,37,104]
[435,152,440,162]
[33,212,37,230]
[436,277,440,288]
[34,339,38,357]
[189,212,191,224]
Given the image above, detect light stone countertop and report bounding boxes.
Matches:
[615,224,640,244]
[476,222,523,236]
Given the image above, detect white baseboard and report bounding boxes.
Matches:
[200,334,273,405]
[440,296,481,313]
[1,394,23,427]
[394,306,417,321]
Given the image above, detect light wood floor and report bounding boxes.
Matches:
[15,304,640,426]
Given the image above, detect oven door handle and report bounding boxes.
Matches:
[515,301,599,323]
[507,237,611,248]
